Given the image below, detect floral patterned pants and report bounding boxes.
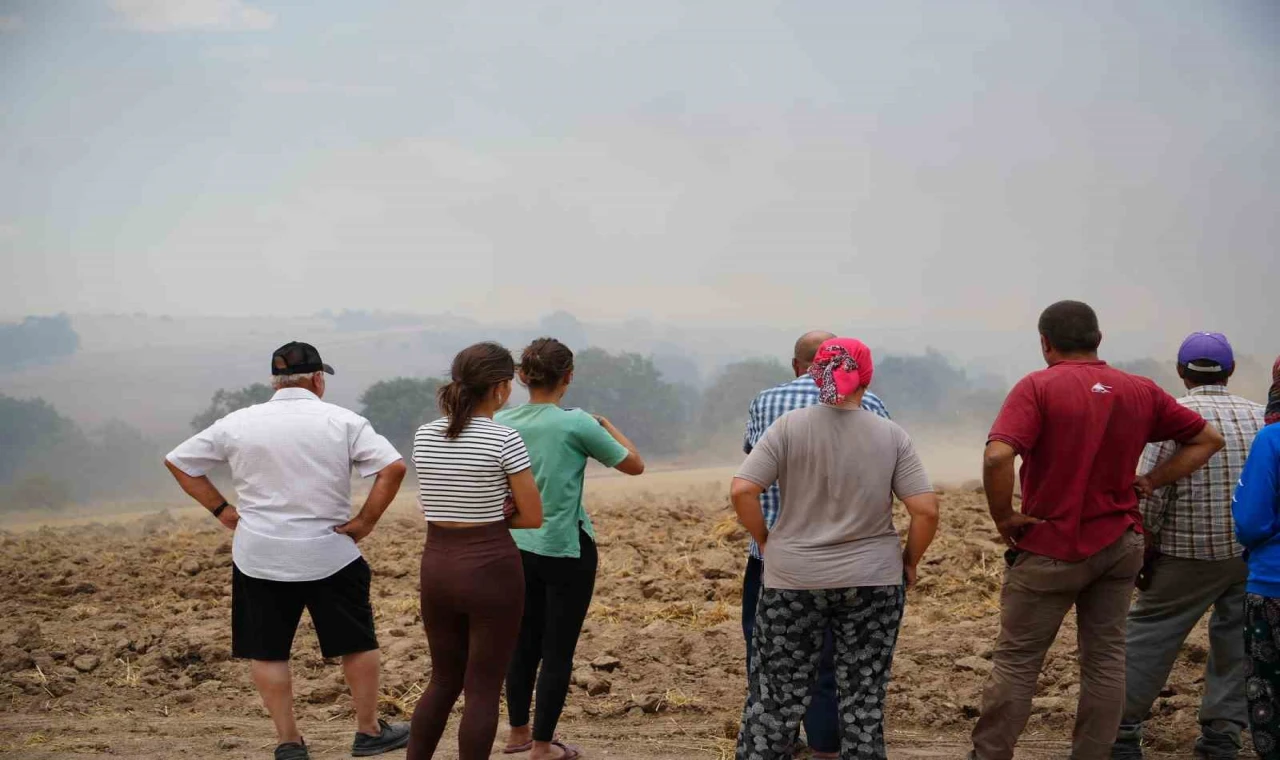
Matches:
[737,584,905,760]
[1247,593,1280,759]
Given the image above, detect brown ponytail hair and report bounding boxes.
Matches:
[519,337,575,392]
[437,342,515,439]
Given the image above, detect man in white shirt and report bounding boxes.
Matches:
[165,342,410,760]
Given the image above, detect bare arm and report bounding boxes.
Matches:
[1135,424,1226,497]
[983,441,1041,547]
[164,459,239,531]
[334,460,407,542]
[506,468,544,529]
[596,415,645,476]
[900,492,939,587]
[731,477,769,550]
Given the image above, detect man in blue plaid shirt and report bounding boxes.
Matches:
[740,330,891,759]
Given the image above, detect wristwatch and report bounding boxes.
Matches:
[212,501,231,518]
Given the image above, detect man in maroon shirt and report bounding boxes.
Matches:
[969,301,1224,760]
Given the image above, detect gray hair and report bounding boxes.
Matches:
[271,372,323,390]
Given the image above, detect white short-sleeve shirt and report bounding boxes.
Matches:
[165,387,403,582]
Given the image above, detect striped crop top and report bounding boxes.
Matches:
[412,417,532,523]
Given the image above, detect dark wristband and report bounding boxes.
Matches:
[212,501,230,518]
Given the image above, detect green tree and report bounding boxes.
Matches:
[0,314,80,369]
[562,348,685,454]
[82,420,165,498]
[191,383,274,431]
[873,348,971,424]
[359,377,444,455]
[699,359,793,440]
[0,394,89,510]
[0,394,83,484]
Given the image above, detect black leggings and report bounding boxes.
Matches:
[408,523,524,760]
[505,530,598,742]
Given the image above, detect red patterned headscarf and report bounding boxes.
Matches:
[1267,355,1280,426]
[808,338,875,405]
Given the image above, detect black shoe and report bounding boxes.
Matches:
[1195,726,1241,759]
[352,719,411,757]
[274,740,310,760]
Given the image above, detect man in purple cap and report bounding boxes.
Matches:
[1111,333,1266,759]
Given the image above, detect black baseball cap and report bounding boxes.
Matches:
[271,341,335,376]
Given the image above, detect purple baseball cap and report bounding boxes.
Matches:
[1177,332,1235,372]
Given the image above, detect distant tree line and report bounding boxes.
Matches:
[0,314,80,371]
[190,384,274,430]
[184,346,1014,462]
[18,337,1267,513]
[0,394,162,512]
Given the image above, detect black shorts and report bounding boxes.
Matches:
[231,558,379,661]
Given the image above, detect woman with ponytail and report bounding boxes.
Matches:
[497,338,644,760]
[407,342,543,760]
[730,337,939,759]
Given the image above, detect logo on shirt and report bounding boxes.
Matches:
[1091,382,1113,394]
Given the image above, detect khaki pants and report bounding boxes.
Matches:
[971,529,1145,760]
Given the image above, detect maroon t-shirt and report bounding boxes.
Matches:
[989,360,1206,561]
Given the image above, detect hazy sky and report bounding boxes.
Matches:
[1,1,1277,348]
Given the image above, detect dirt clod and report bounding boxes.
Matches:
[631,693,663,713]
[590,655,621,672]
[72,654,101,673]
[955,656,993,675]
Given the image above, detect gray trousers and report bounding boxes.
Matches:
[1113,553,1248,754]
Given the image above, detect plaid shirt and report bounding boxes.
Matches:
[1140,385,1265,561]
[742,376,890,559]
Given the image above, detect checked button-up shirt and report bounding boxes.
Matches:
[742,375,890,560]
[1140,384,1266,561]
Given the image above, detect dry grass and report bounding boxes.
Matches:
[662,687,699,711]
[643,600,732,630]
[378,682,424,717]
[588,602,622,623]
[107,657,141,688]
[656,721,736,760]
[0,732,49,754]
[376,597,421,619]
[66,604,101,621]
[710,514,745,545]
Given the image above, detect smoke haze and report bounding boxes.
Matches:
[1,0,1277,506]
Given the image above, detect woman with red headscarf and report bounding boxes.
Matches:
[730,338,940,760]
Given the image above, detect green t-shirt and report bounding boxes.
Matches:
[494,404,630,558]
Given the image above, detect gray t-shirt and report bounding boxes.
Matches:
[736,404,933,590]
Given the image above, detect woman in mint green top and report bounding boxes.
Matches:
[498,338,644,760]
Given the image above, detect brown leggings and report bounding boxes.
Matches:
[407,522,525,760]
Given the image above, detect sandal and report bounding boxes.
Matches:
[550,740,582,760]
[502,741,534,754]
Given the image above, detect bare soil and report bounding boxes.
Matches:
[0,472,1214,758]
